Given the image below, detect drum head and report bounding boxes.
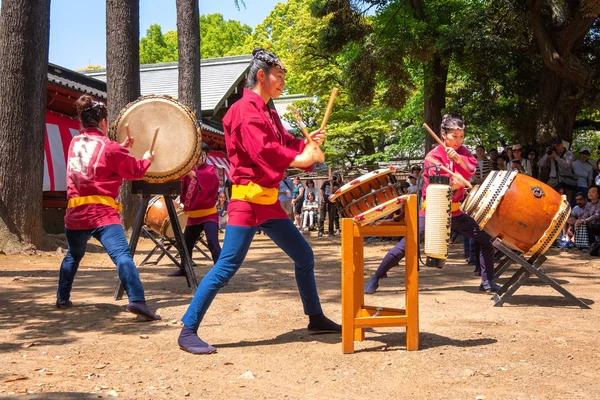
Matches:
[110,95,202,183]
[162,211,188,238]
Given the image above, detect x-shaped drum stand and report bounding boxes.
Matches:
[492,238,589,308]
[113,181,198,300]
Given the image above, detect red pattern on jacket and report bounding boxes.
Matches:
[64,128,151,230]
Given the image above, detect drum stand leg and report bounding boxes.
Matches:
[341,194,419,354]
[491,239,590,309]
[164,195,198,292]
[114,195,150,300]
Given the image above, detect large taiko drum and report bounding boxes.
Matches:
[328,167,408,226]
[109,95,202,183]
[144,196,188,239]
[462,170,571,257]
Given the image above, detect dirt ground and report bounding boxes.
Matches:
[1,231,599,400]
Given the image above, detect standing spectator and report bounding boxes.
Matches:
[496,153,509,171]
[278,171,294,219]
[217,192,228,231]
[318,174,340,237]
[400,181,410,194]
[527,149,540,180]
[301,192,319,231]
[506,146,514,161]
[507,144,531,176]
[407,174,418,194]
[291,176,305,228]
[472,145,493,184]
[488,148,499,171]
[539,137,576,203]
[572,146,593,198]
[304,179,319,202]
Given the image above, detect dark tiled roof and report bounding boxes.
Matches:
[47,63,107,98]
[83,55,251,116]
[200,118,224,135]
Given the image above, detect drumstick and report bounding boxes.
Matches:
[320,87,339,130]
[125,123,132,142]
[290,108,312,143]
[423,123,446,149]
[149,126,160,155]
[425,156,473,189]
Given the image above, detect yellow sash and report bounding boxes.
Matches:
[184,206,217,218]
[421,200,461,213]
[67,195,122,212]
[231,182,278,205]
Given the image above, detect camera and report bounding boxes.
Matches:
[546,146,555,156]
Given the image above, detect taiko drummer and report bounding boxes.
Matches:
[55,95,161,321]
[168,142,222,277]
[364,115,500,294]
[178,48,341,355]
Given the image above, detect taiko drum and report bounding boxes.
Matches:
[462,170,570,257]
[144,196,188,239]
[328,167,407,226]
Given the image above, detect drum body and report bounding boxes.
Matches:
[462,170,570,257]
[144,196,188,239]
[329,167,405,225]
[109,95,202,183]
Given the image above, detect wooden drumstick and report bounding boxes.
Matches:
[320,87,339,130]
[149,126,160,155]
[290,109,312,143]
[125,123,132,141]
[425,156,473,189]
[423,123,446,149]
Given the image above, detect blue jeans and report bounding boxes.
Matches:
[57,224,145,302]
[182,218,323,331]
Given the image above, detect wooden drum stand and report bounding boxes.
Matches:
[341,194,419,353]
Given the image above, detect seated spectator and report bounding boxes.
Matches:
[562,192,586,248]
[305,179,319,202]
[575,186,600,252]
[301,192,319,231]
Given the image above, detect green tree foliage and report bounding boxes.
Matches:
[140,24,178,64]
[139,14,252,64]
[200,14,251,57]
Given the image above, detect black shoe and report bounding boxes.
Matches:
[328,232,335,237]
[56,299,72,309]
[479,282,501,293]
[168,269,186,277]
[307,313,341,334]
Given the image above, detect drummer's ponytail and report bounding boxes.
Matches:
[76,95,108,128]
[246,48,286,89]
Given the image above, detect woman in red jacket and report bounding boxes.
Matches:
[56,95,161,321]
[178,48,340,354]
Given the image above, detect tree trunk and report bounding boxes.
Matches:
[423,55,448,153]
[534,71,582,150]
[0,0,50,252]
[106,0,140,230]
[176,0,201,118]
